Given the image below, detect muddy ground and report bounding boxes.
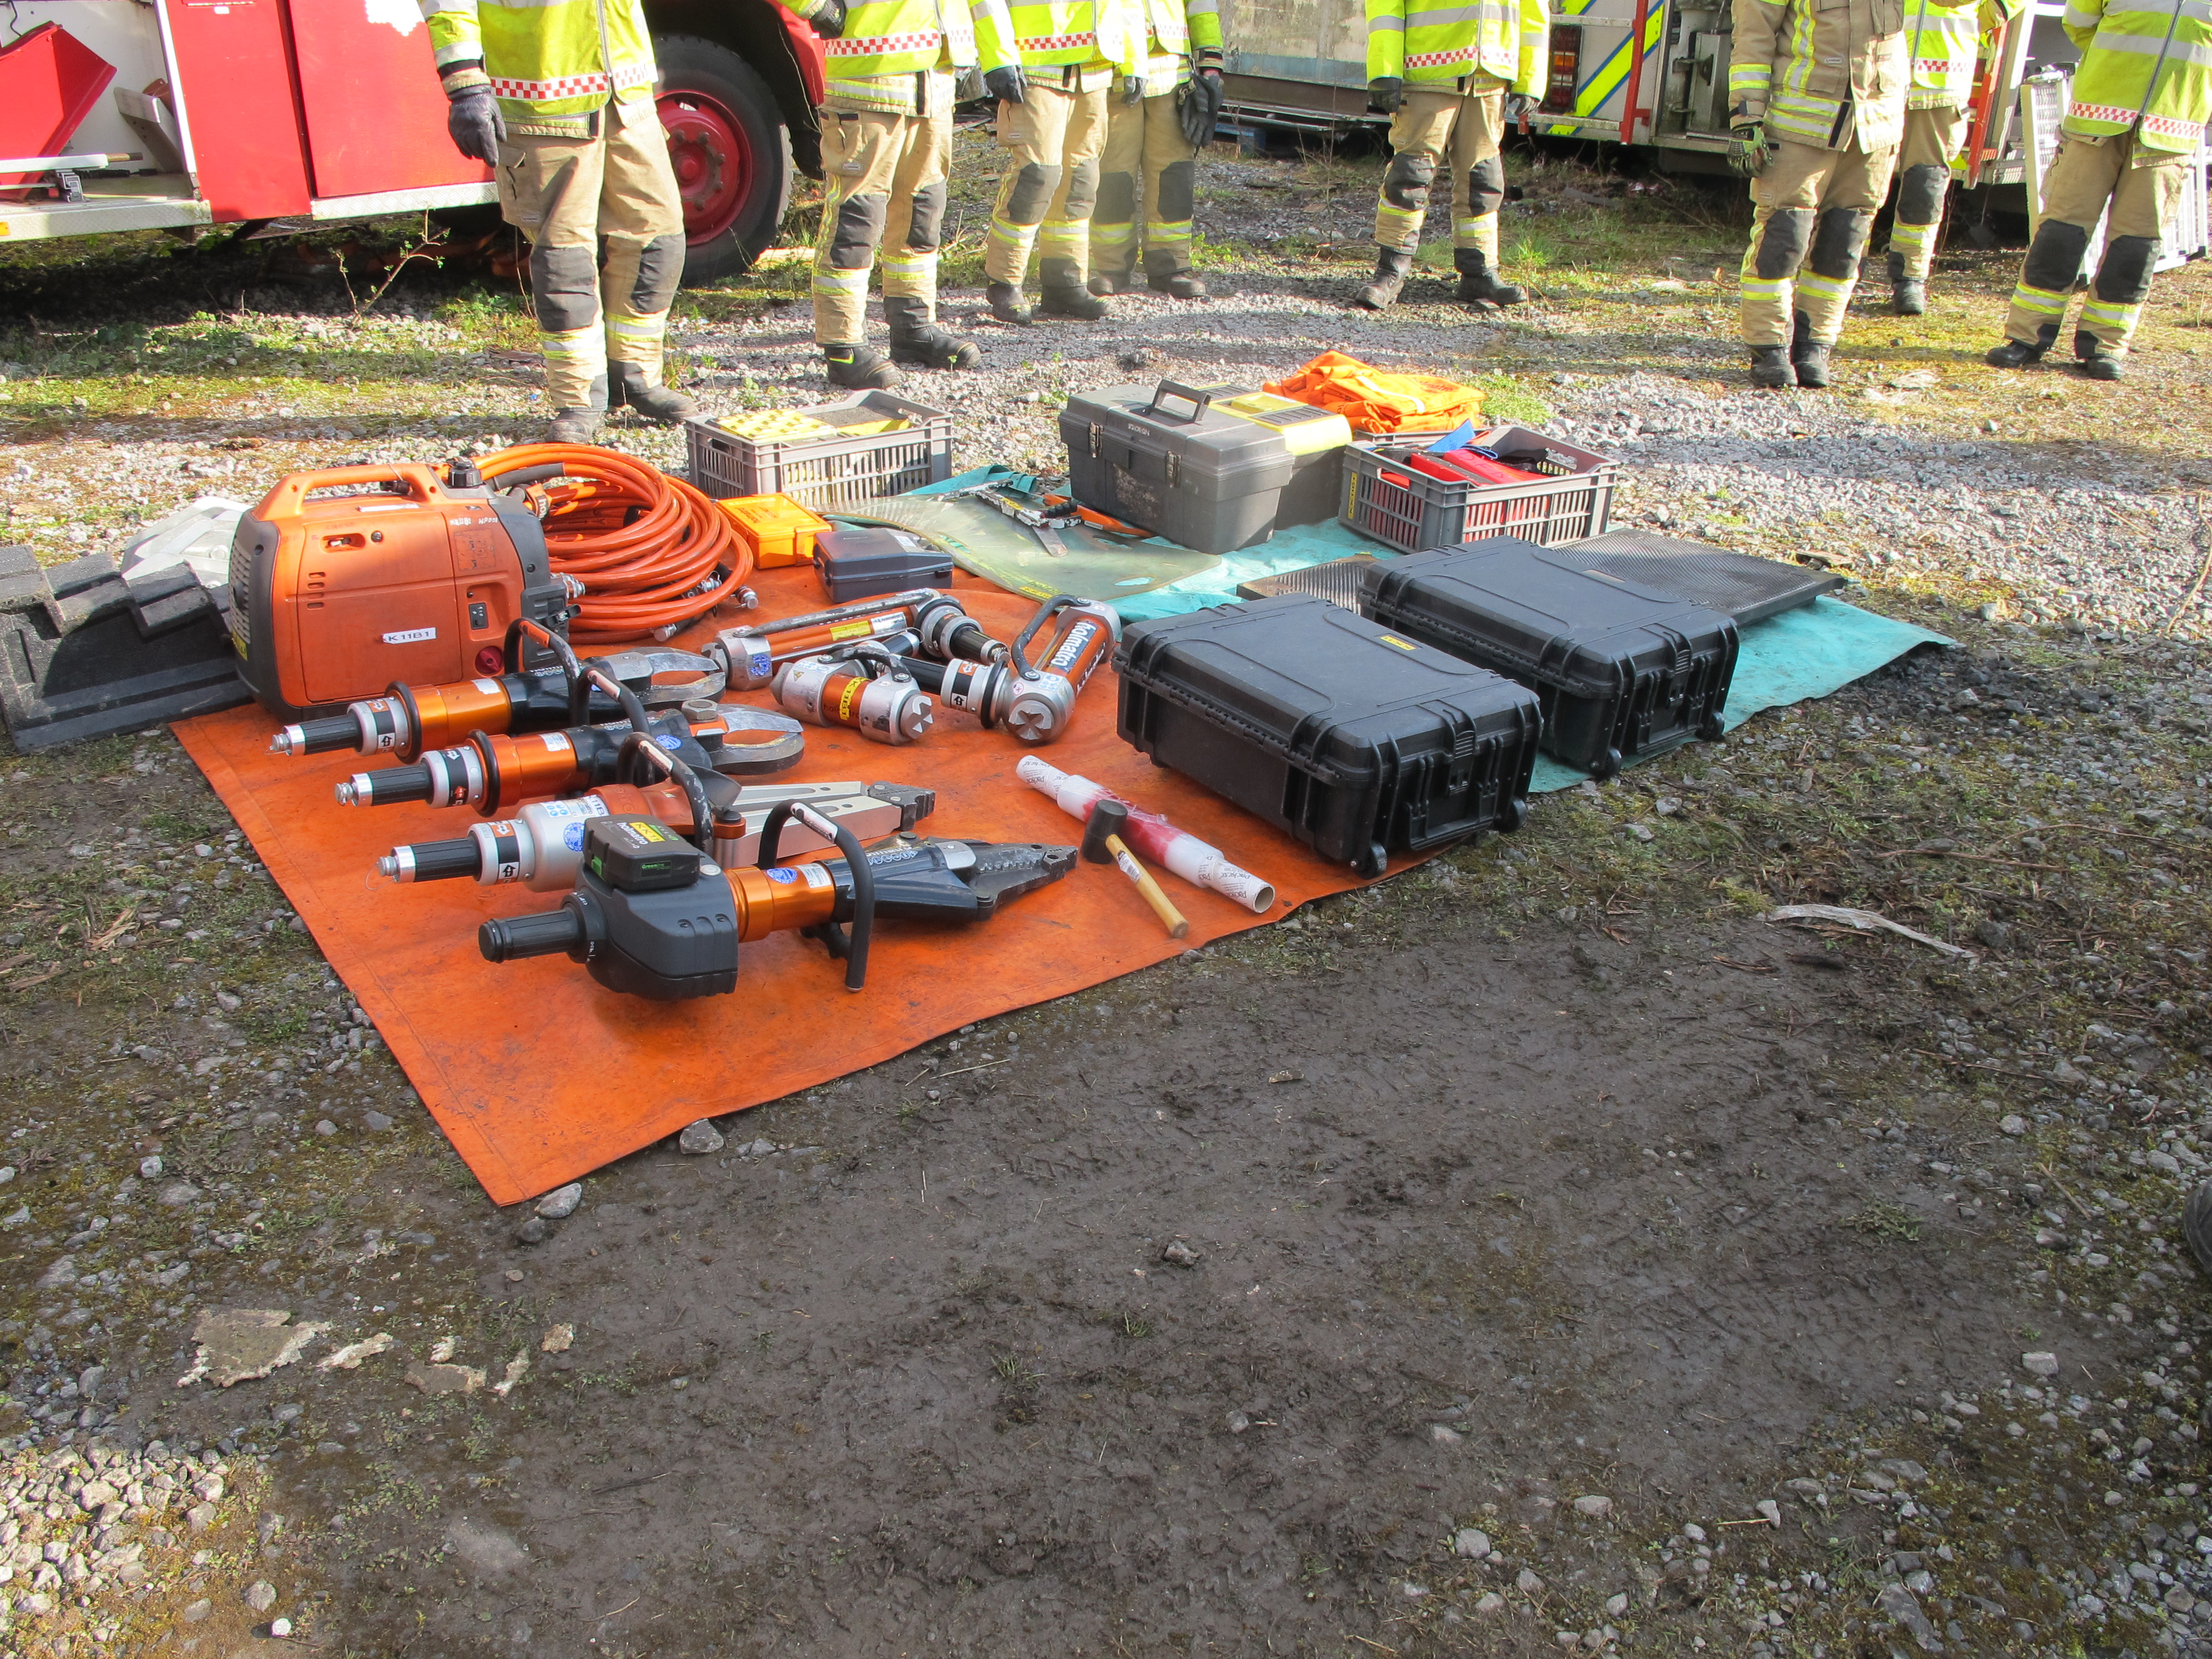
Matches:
[1,136,2211,1659]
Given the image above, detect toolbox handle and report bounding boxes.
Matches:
[253,463,445,525]
[1146,380,1216,423]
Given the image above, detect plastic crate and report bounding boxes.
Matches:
[684,390,955,509]
[1340,425,1619,552]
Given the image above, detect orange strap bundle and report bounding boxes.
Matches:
[1262,351,1487,435]
[476,443,749,647]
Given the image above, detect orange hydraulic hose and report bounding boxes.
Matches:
[475,443,750,647]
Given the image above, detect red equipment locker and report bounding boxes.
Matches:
[0,24,116,196]
[284,2,489,201]
[164,0,313,220]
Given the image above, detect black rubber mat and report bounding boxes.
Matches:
[1550,531,1845,625]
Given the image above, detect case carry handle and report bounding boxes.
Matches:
[1147,379,1216,423]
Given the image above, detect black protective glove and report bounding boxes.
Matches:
[1367,76,1404,116]
[1122,73,1146,105]
[985,64,1027,104]
[809,0,848,38]
[1179,69,1224,150]
[1727,121,1771,178]
[1504,92,1537,124]
[446,85,505,167]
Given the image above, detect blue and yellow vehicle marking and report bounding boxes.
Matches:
[1542,0,1664,131]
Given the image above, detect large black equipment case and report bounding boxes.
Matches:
[1114,593,1540,876]
[1359,535,1737,780]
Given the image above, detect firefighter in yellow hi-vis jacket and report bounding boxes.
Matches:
[976,0,1134,323]
[424,0,694,442]
[1725,0,1963,387]
[1888,0,2023,314]
[1355,0,1547,311]
[1088,0,1225,300]
[773,0,1011,389]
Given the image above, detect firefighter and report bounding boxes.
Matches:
[977,0,1134,323]
[1088,0,1226,300]
[779,0,1001,389]
[1354,0,1547,312]
[427,0,694,441]
[1888,0,2023,315]
[1726,0,1945,387]
[1986,0,2211,380]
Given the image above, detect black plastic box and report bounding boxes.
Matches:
[813,526,953,602]
[1359,535,1737,779]
[1114,594,1540,876]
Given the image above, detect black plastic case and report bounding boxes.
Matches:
[1114,593,1540,876]
[814,527,954,602]
[1358,535,1737,779]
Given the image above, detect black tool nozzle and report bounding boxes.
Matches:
[337,763,431,807]
[382,838,483,884]
[277,714,361,756]
[478,907,586,963]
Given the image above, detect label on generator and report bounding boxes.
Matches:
[539,732,572,752]
[382,626,437,645]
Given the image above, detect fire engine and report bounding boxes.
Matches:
[0,0,828,283]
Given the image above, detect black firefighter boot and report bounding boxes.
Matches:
[1747,345,1794,390]
[2074,330,2125,381]
[885,297,980,372]
[1887,250,1926,318]
[1088,253,1139,296]
[609,361,697,424]
[822,343,902,390]
[1453,246,1525,308]
[1986,321,2058,369]
[1039,257,1108,320]
[1146,252,1207,299]
[1789,311,1831,389]
[1354,247,1413,310]
[987,282,1033,326]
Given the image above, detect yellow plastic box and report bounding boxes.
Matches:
[716,493,832,568]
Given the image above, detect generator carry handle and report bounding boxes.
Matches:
[251,463,447,525]
[1145,380,1218,424]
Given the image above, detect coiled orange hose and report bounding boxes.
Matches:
[476,443,749,648]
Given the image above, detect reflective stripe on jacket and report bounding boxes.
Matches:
[1364,0,1549,95]
[1905,0,2022,106]
[1729,0,1909,150]
[421,0,657,130]
[2060,0,2212,151]
[977,0,1137,71]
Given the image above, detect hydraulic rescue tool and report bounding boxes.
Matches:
[378,779,934,890]
[270,620,722,760]
[768,645,934,745]
[1016,755,1275,912]
[477,743,1076,1000]
[705,590,1009,692]
[887,593,1119,745]
[335,663,804,812]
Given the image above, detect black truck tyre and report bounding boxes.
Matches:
[654,34,796,284]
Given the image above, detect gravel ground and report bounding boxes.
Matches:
[2,142,2212,1657]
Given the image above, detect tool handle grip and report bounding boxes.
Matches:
[478,906,585,962]
[757,803,874,990]
[1106,834,1188,939]
[252,463,443,525]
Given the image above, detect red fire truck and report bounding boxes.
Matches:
[0,1,828,284]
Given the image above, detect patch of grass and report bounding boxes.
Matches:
[1847,1200,1924,1242]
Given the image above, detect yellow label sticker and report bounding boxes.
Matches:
[1376,634,1418,652]
[631,821,668,842]
[835,676,865,725]
[828,619,872,640]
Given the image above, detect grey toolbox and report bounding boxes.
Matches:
[1059,380,1351,555]
[1359,535,1737,780]
[1114,593,1540,876]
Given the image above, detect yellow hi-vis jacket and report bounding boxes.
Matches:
[2060,0,2212,153]
[1906,0,2023,106]
[977,0,1137,73]
[775,0,1013,112]
[1128,0,1226,89]
[1364,0,1548,95]
[1728,0,1914,150]
[422,0,657,136]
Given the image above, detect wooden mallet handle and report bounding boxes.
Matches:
[1106,834,1188,939]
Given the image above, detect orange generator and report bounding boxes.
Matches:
[229,464,572,721]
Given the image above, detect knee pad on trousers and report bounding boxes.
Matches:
[1808,208,1874,280]
[908,182,948,251]
[1752,209,1813,280]
[1464,153,1505,218]
[1005,162,1063,224]
[1382,152,1435,210]
[829,193,888,269]
[1096,171,1138,223]
[1896,163,1948,227]
[1062,159,1100,220]
[2022,219,2092,293]
[1157,160,1195,224]
[627,233,685,314]
[2094,234,2160,304]
[531,243,602,332]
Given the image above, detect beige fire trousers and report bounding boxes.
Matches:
[2004,127,2189,355]
[1093,88,1199,281]
[1737,138,1899,348]
[985,76,1111,289]
[813,92,956,346]
[1372,80,1507,261]
[496,95,686,411]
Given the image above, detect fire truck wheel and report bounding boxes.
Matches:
[655,35,795,284]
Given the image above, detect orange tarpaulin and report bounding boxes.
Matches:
[1263,350,1486,435]
[174,574,1395,1207]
